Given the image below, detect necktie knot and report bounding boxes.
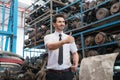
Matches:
[59,34,62,41]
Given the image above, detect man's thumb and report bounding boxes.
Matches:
[69,32,72,35]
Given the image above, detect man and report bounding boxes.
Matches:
[44,14,79,80]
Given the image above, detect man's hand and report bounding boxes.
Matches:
[71,64,78,72]
[62,32,74,44]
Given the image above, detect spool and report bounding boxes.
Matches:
[87,11,93,23]
[25,17,32,24]
[75,37,81,48]
[86,50,99,57]
[86,10,96,23]
[29,31,36,39]
[24,39,30,45]
[85,36,95,46]
[96,8,109,20]
[41,25,47,31]
[71,21,77,29]
[110,2,120,14]
[88,1,96,9]
[82,3,89,11]
[45,30,50,35]
[76,21,82,28]
[95,32,108,44]
[31,37,36,43]
[36,32,43,41]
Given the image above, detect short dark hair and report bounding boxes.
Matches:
[52,14,65,23]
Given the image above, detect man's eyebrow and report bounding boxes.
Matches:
[58,21,65,22]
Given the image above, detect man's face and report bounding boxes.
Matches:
[53,17,65,32]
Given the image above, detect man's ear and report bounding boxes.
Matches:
[52,23,55,27]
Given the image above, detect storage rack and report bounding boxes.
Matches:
[56,0,120,56]
[23,0,53,58]
[24,0,120,63]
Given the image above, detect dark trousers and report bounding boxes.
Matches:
[46,69,74,80]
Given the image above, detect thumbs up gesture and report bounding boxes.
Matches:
[63,32,75,44]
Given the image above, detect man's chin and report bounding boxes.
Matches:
[60,27,64,30]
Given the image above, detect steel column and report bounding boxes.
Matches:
[4,0,18,53]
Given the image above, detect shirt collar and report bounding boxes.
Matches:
[54,31,63,36]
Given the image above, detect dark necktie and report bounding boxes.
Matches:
[58,34,63,65]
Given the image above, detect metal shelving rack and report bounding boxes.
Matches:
[23,0,52,58]
[56,0,120,57]
[23,0,120,61]
[0,0,18,53]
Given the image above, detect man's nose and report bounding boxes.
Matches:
[61,22,65,24]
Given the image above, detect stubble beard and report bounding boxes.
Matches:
[58,27,64,31]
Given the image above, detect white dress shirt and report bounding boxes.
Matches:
[44,31,78,70]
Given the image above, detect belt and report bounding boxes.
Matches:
[47,68,71,73]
